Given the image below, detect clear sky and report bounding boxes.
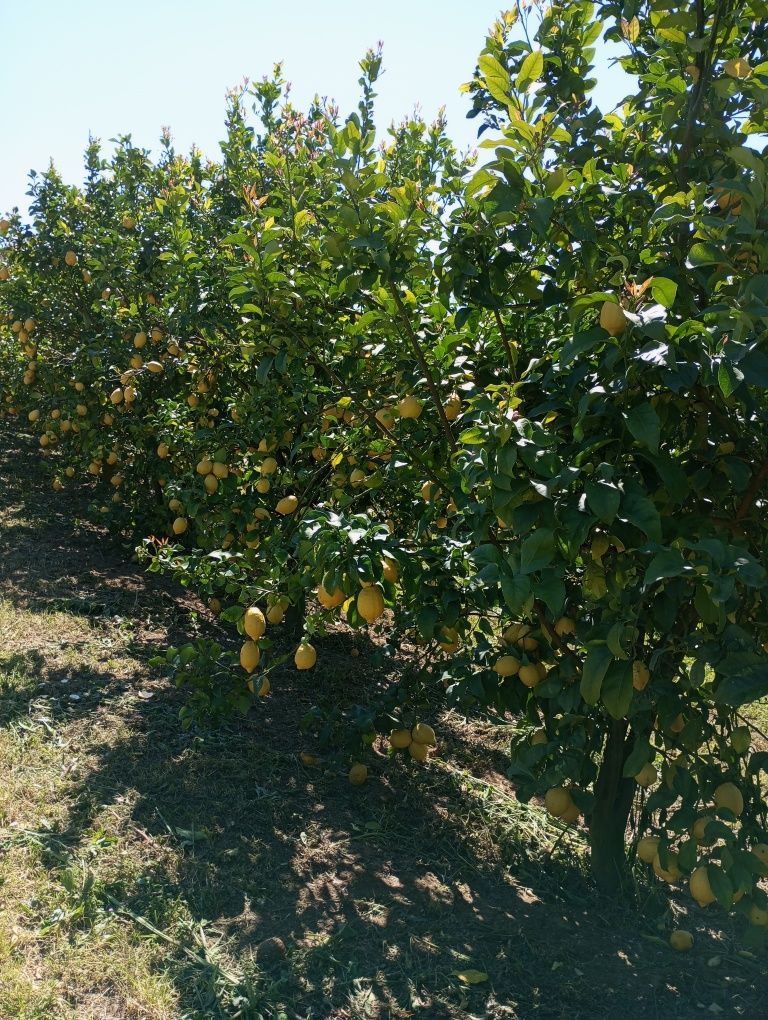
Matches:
[0,1,631,215]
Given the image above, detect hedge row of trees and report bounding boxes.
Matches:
[2,1,768,919]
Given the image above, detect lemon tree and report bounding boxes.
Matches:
[2,0,768,926]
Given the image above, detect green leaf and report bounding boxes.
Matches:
[478,54,511,105]
[643,549,688,587]
[621,484,662,541]
[707,866,734,911]
[516,49,544,90]
[537,569,565,616]
[688,242,723,267]
[519,529,555,574]
[586,480,621,523]
[580,644,613,705]
[713,657,768,707]
[624,403,660,454]
[623,737,652,777]
[650,277,678,309]
[601,660,634,719]
[501,572,532,613]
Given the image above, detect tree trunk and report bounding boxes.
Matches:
[589,719,635,894]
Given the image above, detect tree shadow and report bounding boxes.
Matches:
[2,427,767,1019]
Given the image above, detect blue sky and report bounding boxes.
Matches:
[0,1,631,214]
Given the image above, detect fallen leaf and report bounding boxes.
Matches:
[454,969,488,985]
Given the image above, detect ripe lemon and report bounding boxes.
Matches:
[300,752,319,766]
[389,729,412,749]
[358,585,385,624]
[121,215,135,229]
[239,640,260,673]
[553,616,575,638]
[632,661,650,691]
[294,642,317,670]
[134,332,147,348]
[110,388,123,405]
[420,480,441,502]
[599,300,627,336]
[267,600,287,624]
[689,866,716,907]
[713,781,743,816]
[64,250,78,267]
[437,627,459,653]
[637,835,660,864]
[172,517,188,535]
[494,655,521,677]
[669,930,693,951]
[503,622,531,644]
[157,442,169,458]
[260,456,278,475]
[560,802,580,825]
[518,664,541,688]
[443,391,462,421]
[692,816,712,841]
[634,762,657,788]
[244,606,266,640]
[397,394,422,419]
[544,787,573,818]
[382,557,399,584]
[256,677,270,697]
[409,741,429,762]
[146,360,164,373]
[653,851,681,883]
[204,474,218,494]
[276,494,299,515]
[348,763,368,785]
[318,583,345,609]
[412,723,436,746]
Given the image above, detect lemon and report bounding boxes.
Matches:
[134,332,147,348]
[599,300,627,336]
[713,781,743,816]
[294,642,317,670]
[110,388,123,405]
[146,360,164,373]
[266,600,287,624]
[157,442,169,458]
[438,626,459,652]
[669,930,693,951]
[299,752,319,766]
[204,474,218,494]
[689,866,716,907]
[632,661,650,691]
[239,640,260,673]
[730,725,750,754]
[397,394,422,419]
[122,215,135,230]
[276,494,299,515]
[443,391,462,421]
[260,456,278,475]
[560,801,580,825]
[196,459,213,475]
[409,741,429,761]
[544,787,573,818]
[692,816,712,841]
[382,557,399,584]
[318,583,345,609]
[389,729,412,749]
[531,727,547,746]
[208,598,222,615]
[518,664,541,688]
[653,851,681,883]
[357,585,385,624]
[244,606,266,640]
[172,517,188,535]
[634,762,657,788]
[348,763,368,785]
[411,723,436,746]
[553,616,575,637]
[64,250,78,267]
[494,655,521,677]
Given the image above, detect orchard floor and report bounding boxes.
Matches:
[1,428,766,1020]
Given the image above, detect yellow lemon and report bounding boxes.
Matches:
[244,606,266,640]
[294,642,317,670]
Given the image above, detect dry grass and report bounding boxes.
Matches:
[1,425,767,1019]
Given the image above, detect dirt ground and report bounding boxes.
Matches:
[1,424,766,1019]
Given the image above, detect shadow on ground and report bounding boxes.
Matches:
[1,425,766,1020]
